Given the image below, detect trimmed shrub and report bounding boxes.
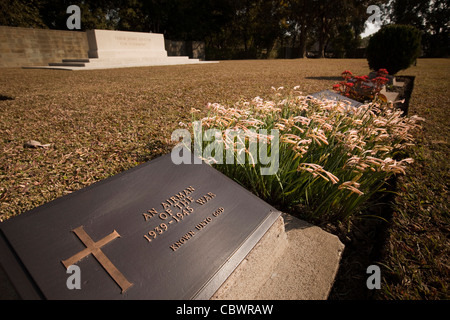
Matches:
[367,24,422,75]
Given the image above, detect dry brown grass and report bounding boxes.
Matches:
[377,59,450,299]
[0,58,448,299]
[0,59,370,219]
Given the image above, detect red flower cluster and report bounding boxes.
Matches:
[332,69,390,102]
[354,75,369,82]
[341,70,353,81]
[378,69,388,76]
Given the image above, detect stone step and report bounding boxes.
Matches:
[48,62,86,67]
[52,56,198,67]
[62,59,90,63]
[26,57,216,71]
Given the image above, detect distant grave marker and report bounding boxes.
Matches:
[310,89,362,107]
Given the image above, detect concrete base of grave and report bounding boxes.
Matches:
[212,214,344,300]
[380,86,400,102]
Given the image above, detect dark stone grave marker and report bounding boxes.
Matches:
[310,90,362,108]
[0,151,279,299]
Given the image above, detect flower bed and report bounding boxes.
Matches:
[333,69,390,103]
[187,87,423,221]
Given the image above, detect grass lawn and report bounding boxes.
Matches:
[0,58,448,299]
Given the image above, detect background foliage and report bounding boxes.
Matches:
[367,24,422,74]
[1,0,448,59]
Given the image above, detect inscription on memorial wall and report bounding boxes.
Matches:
[113,35,150,47]
[141,186,224,252]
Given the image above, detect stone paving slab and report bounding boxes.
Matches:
[213,214,344,300]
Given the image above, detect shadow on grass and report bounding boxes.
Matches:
[326,179,397,300]
[327,78,415,300]
[0,94,14,101]
[395,76,415,116]
[137,139,174,163]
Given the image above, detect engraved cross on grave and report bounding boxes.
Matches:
[61,226,133,293]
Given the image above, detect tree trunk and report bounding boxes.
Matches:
[299,24,307,58]
[318,16,326,58]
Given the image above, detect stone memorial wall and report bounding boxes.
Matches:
[87,29,167,59]
[0,26,206,68]
[0,26,89,67]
